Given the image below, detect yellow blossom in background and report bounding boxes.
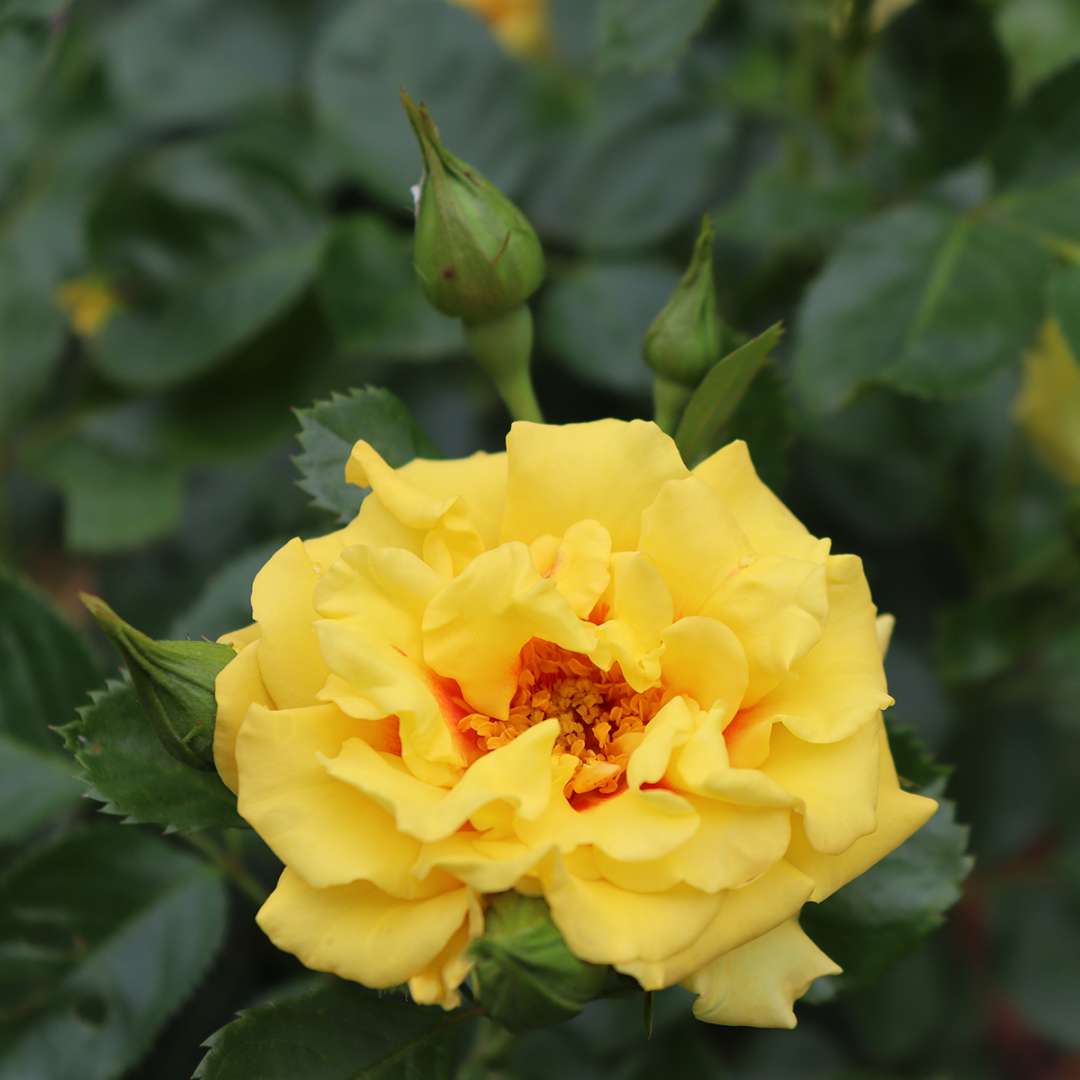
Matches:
[451,0,548,56]
[55,276,119,337]
[214,420,936,1027]
[1016,319,1080,486]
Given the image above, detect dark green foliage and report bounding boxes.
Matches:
[195,981,475,1079]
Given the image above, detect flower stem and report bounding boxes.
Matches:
[464,305,544,423]
[182,832,266,906]
[652,375,692,435]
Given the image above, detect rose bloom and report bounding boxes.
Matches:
[214,420,936,1028]
[1016,319,1080,487]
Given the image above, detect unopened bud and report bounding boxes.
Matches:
[81,595,233,770]
[644,214,724,389]
[402,91,544,322]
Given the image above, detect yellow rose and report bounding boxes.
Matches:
[55,276,119,337]
[214,420,936,1028]
[1015,319,1080,486]
[450,0,548,57]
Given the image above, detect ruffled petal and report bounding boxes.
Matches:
[321,719,559,843]
[316,618,464,784]
[638,477,752,618]
[314,544,442,659]
[787,721,938,901]
[252,538,327,708]
[530,519,612,617]
[345,441,488,576]
[626,696,696,789]
[702,555,828,707]
[257,869,473,989]
[219,623,259,650]
[693,440,826,563]
[408,894,484,1009]
[685,918,840,1028]
[502,419,687,551]
[762,717,881,854]
[667,707,797,809]
[589,552,672,692]
[618,860,815,989]
[235,703,445,897]
[422,542,597,718]
[412,835,548,893]
[541,857,723,966]
[595,798,791,895]
[660,617,748,720]
[737,554,893,745]
[214,640,272,794]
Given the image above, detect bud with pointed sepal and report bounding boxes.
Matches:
[81,594,233,771]
[644,214,726,432]
[402,91,545,323]
[469,892,627,1031]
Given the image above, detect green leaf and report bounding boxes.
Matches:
[675,323,783,467]
[23,430,185,553]
[310,0,536,206]
[793,202,1049,412]
[59,680,244,831]
[1049,262,1080,360]
[996,0,1080,99]
[294,388,437,523]
[195,980,475,1079]
[0,823,227,1080]
[538,260,680,395]
[872,0,1009,175]
[88,145,326,391]
[525,78,735,254]
[469,893,613,1031]
[723,364,794,492]
[885,723,952,790]
[597,0,717,73]
[317,215,462,362]
[802,745,972,1000]
[0,569,99,841]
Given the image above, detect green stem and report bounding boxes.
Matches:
[652,375,692,435]
[464,305,544,423]
[182,832,266,906]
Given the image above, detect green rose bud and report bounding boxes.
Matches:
[81,594,233,770]
[402,91,545,322]
[469,893,622,1031]
[644,215,726,433]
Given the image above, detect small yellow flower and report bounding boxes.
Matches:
[1016,319,1080,486]
[55,277,119,337]
[215,420,936,1027]
[451,0,548,56]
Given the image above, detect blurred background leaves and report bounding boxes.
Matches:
[2,0,1080,1077]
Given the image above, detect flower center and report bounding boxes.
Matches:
[457,639,667,796]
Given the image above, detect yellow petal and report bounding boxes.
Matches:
[541,858,723,966]
[345,441,488,576]
[626,696,696,789]
[235,703,446,897]
[661,616,748,720]
[668,706,797,809]
[252,538,327,708]
[787,721,938,901]
[589,552,672,692]
[422,542,596,718]
[703,555,828,706]
[314,544,442,659]
[739,554,893,745]
[214,640,272,794]
[321,719,559,843]
[257,868,473,989]
[638,477,751,617]
[762,718,881,854]
[502,419,687,551]
[693,440,826,562]
[618,860,815,989]
[595,798,791,895]
[530,519,612,617]
[218,622,259,650]
[876,613,896,656]
[316,618,465,784]
[408,894,484,1009]
[412,834,548,892]
[685,918,840,1028]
